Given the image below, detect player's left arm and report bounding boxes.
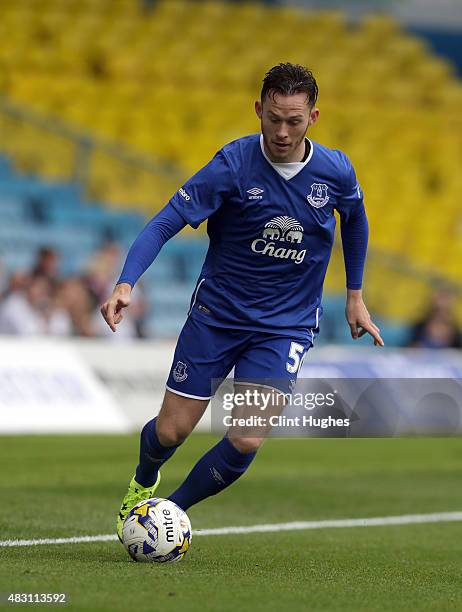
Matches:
[335,152,384,347]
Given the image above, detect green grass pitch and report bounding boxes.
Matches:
[0,435,461,611]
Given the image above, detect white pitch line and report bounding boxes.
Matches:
[196,512,462,536]
[0,534,117,547]
[1,512,461,548]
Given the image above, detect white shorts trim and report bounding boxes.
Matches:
[187,277,205,316]
[165,385,213,401]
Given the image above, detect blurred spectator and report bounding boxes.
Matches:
[408,286,462,349]
[1,270,30,300]
[84,241,122,304]
[0,275,72,336]
[83,240,148,339]
[32,246,60,284]
[0,242,149,340]
[54,278,96,337]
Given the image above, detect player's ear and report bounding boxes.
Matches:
[255,100,263,119]
[308,107,320,126]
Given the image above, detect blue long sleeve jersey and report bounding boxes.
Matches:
[118,134,368,338]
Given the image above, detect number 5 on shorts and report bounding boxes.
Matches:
[286,342,306,374]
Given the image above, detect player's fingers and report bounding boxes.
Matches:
[349,322,359,339]
[114,311,124,324]
[363,322,384,346]
[102,300,117,332]
[360,317,381,336]
[99,303,107,320]
[115,296,130,313]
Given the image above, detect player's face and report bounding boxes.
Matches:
[255,92,319,163]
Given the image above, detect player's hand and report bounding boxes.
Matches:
[345,289,384,346]
[100,283,132,332]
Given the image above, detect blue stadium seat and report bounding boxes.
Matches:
[146,313,185,338]
[0,155,13,178]
[0,222,101,253]
[46,204,109,226]
[146,283,193,316]
[0,177,80,203]
[0,249,36,273]
[142,256,181,282]
[0,195,28,222]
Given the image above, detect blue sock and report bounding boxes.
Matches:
[135,417,179,487]
[168,437,256,510]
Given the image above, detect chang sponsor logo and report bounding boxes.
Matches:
[251,215,307,264]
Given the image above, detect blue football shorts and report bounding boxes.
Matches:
[166,315,315,399]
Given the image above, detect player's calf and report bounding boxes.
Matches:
[156,389,210,446]
[168,435,258,510]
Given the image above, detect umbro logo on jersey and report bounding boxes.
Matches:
[247,187,264,200]
[178,187,191,201]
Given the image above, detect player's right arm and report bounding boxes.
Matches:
[100,202,186,332]
[100,150,235,332]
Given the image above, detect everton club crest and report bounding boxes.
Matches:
[173,361,188,382]
[307,183,329,208]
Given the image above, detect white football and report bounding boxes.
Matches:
[121,497,192,563]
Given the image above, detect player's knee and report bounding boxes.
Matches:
[156,422,191,447]
[228,436,264,454]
